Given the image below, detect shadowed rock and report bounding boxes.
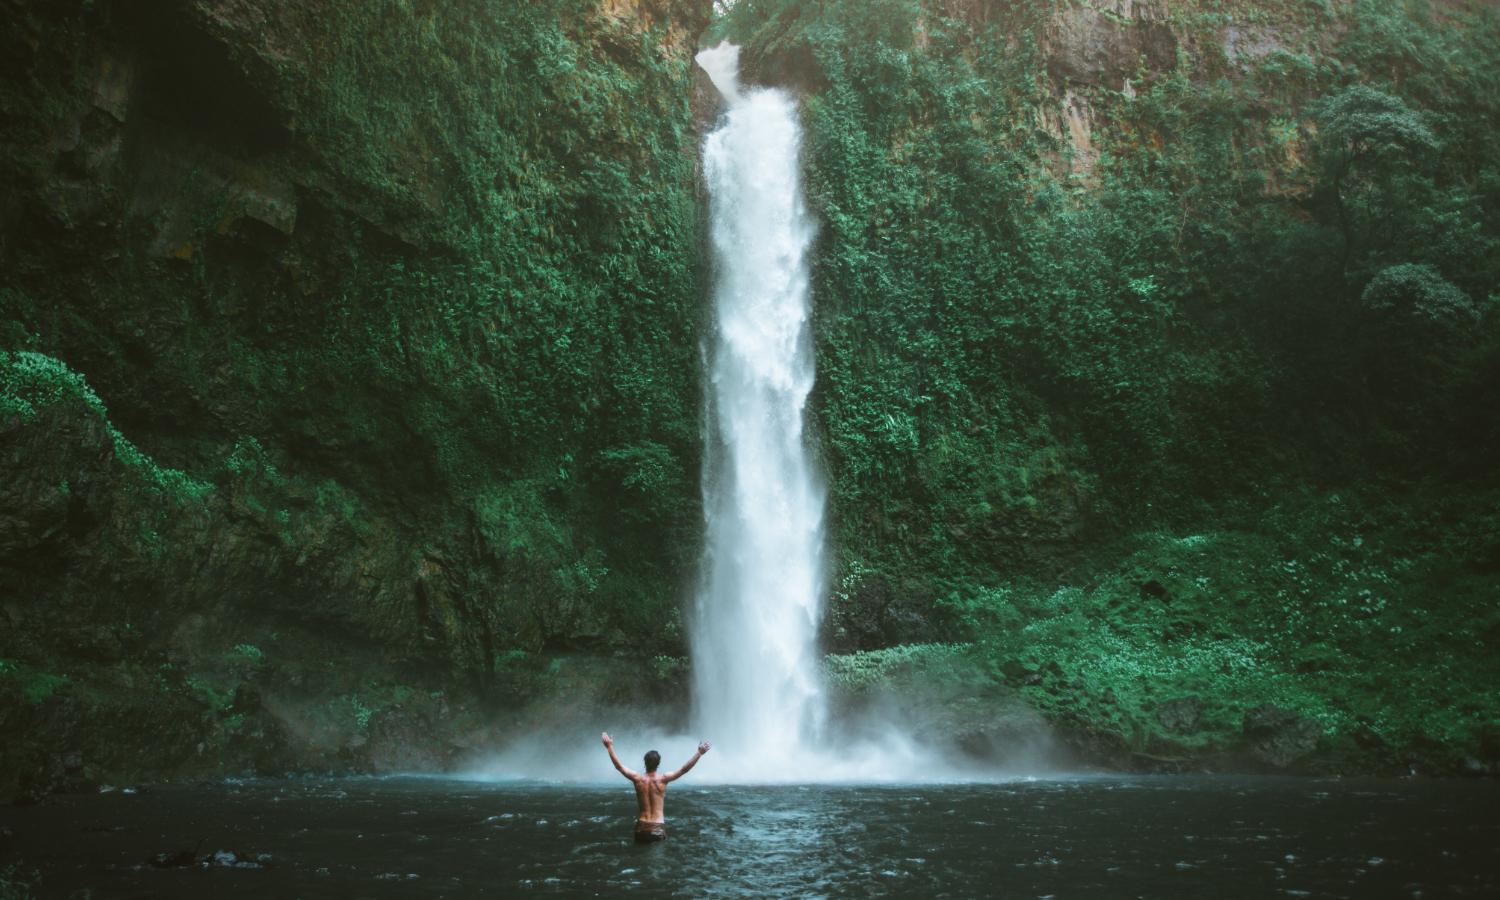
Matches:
[1242,704,1322,770]
[1157,696,1202,734]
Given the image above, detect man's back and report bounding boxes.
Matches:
[632,772,669,823]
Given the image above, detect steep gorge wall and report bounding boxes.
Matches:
[2,0,1498,790]
[0,0,712,793]
[722,0,1500,773]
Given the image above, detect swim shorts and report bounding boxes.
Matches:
[634,821,667,843]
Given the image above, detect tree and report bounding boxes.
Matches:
[1313,85,1440,279]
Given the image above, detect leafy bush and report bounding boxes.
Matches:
[1361,263,1478,330]
[1313,84,1439,170]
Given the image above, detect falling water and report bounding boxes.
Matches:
[691,42,828,773]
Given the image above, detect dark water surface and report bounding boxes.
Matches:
[2,775,1496,898]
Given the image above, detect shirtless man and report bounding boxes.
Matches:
[601,732,711,843]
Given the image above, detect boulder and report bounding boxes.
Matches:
[202,849,272,869]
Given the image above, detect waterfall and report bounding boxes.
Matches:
[691,42,828,772]
[474,44,1014,785]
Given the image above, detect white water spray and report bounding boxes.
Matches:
[691,43,827,776]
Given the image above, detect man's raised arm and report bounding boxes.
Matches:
[663,740,711,783]
[601,732,639,781]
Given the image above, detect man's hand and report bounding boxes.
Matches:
[602,732,637,780]
[664,740,711,783]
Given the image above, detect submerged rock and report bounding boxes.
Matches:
[202,849,272,869]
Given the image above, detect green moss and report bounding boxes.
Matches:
[224,437,281,482]
[651,655,686,682]
[494,649,529,671]
[0,659,73,705]
[0,351,211,502]
[186,676,233,713]
[350,694,374,732]
[21,671,69,705]
[230,644,265,663]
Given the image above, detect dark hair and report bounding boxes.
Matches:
[644,750,661,773]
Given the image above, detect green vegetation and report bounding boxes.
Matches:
[939,485,1498,760]
[0,351,211,500]
[0,0,709,693]
[714,0,1500,765]
[0,0,713,792]
[349,695,375,732]
[0,660,72,705]
[0,0,1496,784]
[185,676,234,713]
[230,644,265,663]
[825,643,969,694]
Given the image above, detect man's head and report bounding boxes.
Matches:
[644,750,661,773]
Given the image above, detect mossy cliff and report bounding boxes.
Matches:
[0,0,710,795]
[2,0,1498,793]
[718,0,1500,774]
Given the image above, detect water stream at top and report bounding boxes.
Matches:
[690,42,828,775]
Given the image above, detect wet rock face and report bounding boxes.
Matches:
[740,42,828,97]
[366,706,454,773]
[1242,704,1323,770]
[1044,1,1178,89]
[1157,696,1202,734]
[1056,721,1134,770]
[826,576,944,653]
